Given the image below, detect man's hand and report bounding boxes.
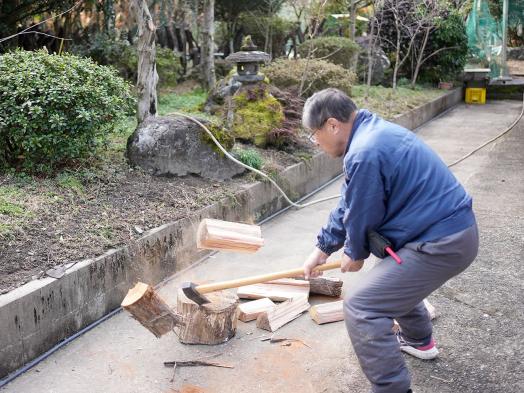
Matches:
[303,247,329,279]
[341,253,364,273]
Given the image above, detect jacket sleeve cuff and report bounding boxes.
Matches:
[316,239,342,256]
[343,246,370,261]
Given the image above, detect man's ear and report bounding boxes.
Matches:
[326,117,339,132]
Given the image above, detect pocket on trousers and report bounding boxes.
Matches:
[416,242,427,252]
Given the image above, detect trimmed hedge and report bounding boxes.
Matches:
[0,49,135,173]
[264,58,356,97]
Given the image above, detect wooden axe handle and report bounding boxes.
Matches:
[196,260,341,294]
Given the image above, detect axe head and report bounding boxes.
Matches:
[180,282,210,306]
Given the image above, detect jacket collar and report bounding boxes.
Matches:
[344,109,372,155]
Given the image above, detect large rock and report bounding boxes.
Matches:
[356,36,391,85]
[126,116,244,180]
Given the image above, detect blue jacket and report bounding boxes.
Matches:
[317,109,476,260]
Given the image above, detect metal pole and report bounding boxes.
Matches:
[501,0,509,77]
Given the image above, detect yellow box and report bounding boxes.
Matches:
[465,87,486,104]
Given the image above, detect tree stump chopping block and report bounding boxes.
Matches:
[176,288,239,345]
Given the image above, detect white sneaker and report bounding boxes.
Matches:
[396,331,439,360]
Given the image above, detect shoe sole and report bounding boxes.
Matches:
[400,345,439,360]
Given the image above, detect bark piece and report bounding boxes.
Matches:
[164,360,233,369]
[309,300,344,325]
[237,282,310,302]
[283,276,343,297]
[197,218,264,253]
[238,298,276,322]
[176,288,239,344]
[121,282,184,338]
[307,277,343,297]
[256,296,310,332]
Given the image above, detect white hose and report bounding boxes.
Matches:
[168,92,524,209]
[447,91,524,168]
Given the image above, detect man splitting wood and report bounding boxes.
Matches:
[301,88,478,393]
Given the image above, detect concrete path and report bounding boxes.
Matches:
[2,101,523,393]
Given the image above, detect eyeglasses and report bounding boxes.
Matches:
[308,128,319,143]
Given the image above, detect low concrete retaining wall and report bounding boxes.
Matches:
[393,88,462,130]
[0,88,460,379]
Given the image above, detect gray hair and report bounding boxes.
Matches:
[302,88,357,130]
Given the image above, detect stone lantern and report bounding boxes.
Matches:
[225,36,271,84]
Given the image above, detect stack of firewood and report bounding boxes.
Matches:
[237,276,344,332]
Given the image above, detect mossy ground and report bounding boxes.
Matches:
[201,122,235,155]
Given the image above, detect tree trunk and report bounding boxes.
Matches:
[291,35,298,58]
[130,0,158,124]
[201,0,216,90]
[186,28,200,66]
[366,16,376,95]
[165,0,176,50]
[348,1,357,40]
[227,19,238,55]
[103,0,116,35]
[411,27,430,88]
[392,16,401,90]
[176,289,239,344]
[264,7,271,53]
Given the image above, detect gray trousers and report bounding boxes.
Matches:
[344,223,479,393]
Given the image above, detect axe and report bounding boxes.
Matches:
[181,260,341,305]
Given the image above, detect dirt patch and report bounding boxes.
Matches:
[0,139,315,294]
[174,385,209,393]
[247,344,316,393]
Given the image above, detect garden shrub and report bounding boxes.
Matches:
[264,58,356,97]
[297,36,360,69]
[418,12,468,83]
[322,15,367,38]
[72,33,136,80]
[233,148,264,170]
[73,33,181,87]
[0,49,135,173]
[237,14,296,58]
[155,47,182,87]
